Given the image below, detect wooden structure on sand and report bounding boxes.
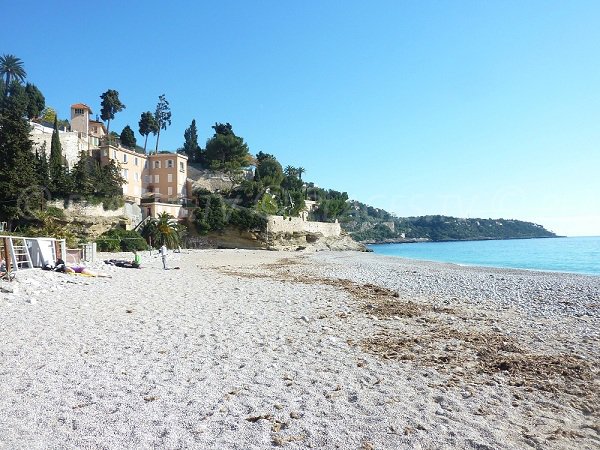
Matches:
[0,235,67,274]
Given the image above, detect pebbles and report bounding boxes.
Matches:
[1,249,598,449]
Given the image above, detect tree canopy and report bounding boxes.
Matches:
[154,94,171,153]
[0,81,37,222]
[24,83,45,119]
[0,54,26,91]
[99,89,125,134]
[204,123,251,182]
[255,156,284,187]
[179,119,201,162]
[120,125,137,148]
[139,111,159,154]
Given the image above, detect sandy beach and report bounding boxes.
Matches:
[1,249,598,449]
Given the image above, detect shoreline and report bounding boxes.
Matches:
[1,249,598,448]
[366,236,599,277]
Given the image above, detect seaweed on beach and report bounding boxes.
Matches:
[221,260,453,319]
[264,257,307,268]
[362,327,599,399]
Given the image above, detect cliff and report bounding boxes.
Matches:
[189,225,367,252]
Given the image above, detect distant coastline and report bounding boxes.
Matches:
[367,235,599,276]
[361,235,562,245]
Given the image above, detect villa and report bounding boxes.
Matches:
[31,103,190,224]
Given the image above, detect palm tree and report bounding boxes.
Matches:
[284,165,297,178]
[296,167,306,180]
[0,54,27,91]
[139,212,184,249]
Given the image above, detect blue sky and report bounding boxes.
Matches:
[4,0,599,236]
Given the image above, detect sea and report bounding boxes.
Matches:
[368,236,600,276]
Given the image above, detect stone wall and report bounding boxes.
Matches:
[187,165,234,193]
[47,200,125,217]
[266,216,341,237]
[30,122,82,169]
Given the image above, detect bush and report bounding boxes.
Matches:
[45,206,66,219]
[119,229,147,251]
[20,212,78,248]
[96,228,147,252]
[102,196,125,211]
[229,207,267,232]
[193,194,228,234]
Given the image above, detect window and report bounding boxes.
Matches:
[134,173,139,182]
[102,149,108,157]
[168,186,173,196]
[154,175,160,183]
[179,161,185,172]
[154,187,160,194]
[167,159,174,168]
[167,173,173,182]
[74,108,84,115]
[123,184,128,194]
[123,169,129,179]
[154,161,160,169]
[134,157,138,166]
[123,154,128,163]
[144,175,151,183]
[92,126,98,133]
[144,160,148,168]
[112,150,117,159]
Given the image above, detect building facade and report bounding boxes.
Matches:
[31,102,190,222]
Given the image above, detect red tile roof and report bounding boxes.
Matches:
[71,103,92,113]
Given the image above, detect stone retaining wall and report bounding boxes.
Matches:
[266,216,341,237]
[47,200,125,218]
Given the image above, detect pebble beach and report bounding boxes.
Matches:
[1,249,598,449]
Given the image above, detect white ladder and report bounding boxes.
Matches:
[8,237,33,270]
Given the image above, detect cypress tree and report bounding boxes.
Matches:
[0,82,38,223]
[181,119,201,163]
[49,116,70,196]
[34,143,50,189]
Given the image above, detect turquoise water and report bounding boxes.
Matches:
[368,237,600,276]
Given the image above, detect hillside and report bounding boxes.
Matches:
[342,201,557,243]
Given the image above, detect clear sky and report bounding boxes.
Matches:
[4,0,599,236]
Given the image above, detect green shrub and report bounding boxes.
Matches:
[194,195,228,234]
[229,207,267,232]
[96,228,146,252]
[102,196,125,211]
[119,229,147,251]
[45,206,66,219]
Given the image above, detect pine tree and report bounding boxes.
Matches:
[24,83,45,119]
[120,125,137,148]
[139,111,159,154]
[92,160,125,198]
[154,94,171,153]
[99,89,125,134]
[71,151,93,196]
[0,82,38,223]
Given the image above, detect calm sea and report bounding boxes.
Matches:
[368,237,600,276]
